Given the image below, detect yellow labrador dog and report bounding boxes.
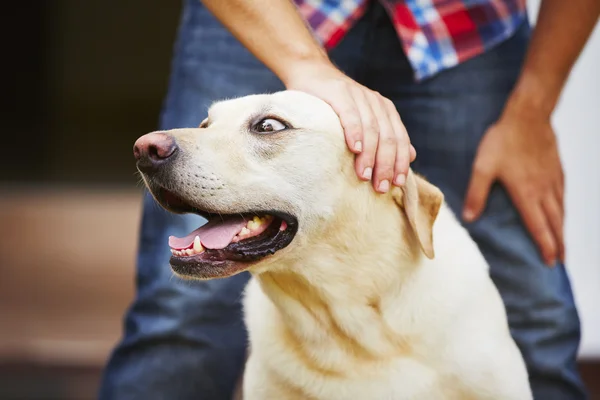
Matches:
[133,91,532,400]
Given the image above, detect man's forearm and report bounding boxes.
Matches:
[200,0,331,85]
[509,0,600,115]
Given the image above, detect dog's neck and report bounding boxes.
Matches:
[256,187,421,367]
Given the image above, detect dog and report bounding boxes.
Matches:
[133,90,533,399]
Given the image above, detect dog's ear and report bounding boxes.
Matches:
[392,170,444,259]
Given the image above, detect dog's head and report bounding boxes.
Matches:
[134,90,443,279]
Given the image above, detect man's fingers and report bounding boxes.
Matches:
[514,196,558,266]
[551,167,565,261]
[393,139,411,187]
[370,95,396,192]
[382,97,410,187]
[350,87,378,181]
[331,85,411,191]
[542,194,565,262]
[331,89,364,155]
[463,161,495,222]
[555,178,565,213]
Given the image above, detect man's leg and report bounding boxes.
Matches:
[98,1,376,398]
[98,2,285,399]
[365,8,587,400]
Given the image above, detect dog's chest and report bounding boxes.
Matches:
[242,279,460,400]
[245,344,455,400]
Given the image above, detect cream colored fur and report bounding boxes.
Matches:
[148,91,532,399]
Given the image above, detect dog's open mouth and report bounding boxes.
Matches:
[156,189,298,279]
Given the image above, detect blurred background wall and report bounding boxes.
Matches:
[1,1,181,398]
[0,1,598,399]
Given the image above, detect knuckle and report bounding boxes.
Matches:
[534,178,551,191]
[363,118,378,134]
[367,90,377,100]
[380,132,396,146]
[336,80,350,90]
[396,131,409,145]
[377,164,395,178]
[339,104,358,116]
[395,159,409,173]
[361,151,377,164]
[339,108,358,121]
[371,95,382,106]
[347,128,362,139]
[344,119,362,134]
[532,225,549,242]
[473,162,493,178]
[518,186,535,200]
[383,98,394,108]
[526,184,546,199]
[544,243,557,258]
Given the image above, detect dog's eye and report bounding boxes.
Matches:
[253,118,287,134]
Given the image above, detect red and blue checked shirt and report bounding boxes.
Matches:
[293,0,527,80]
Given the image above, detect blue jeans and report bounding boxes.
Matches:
[99,1,586,399]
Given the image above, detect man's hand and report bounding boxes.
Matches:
[284,62,416,193]
[463,98,564,266]
[461,0,599,267]
[200,0,415,193]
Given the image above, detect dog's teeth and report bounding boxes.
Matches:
[247,216,267,231]
[193,236,204,252]
[240,227,250,236]
[170,249,175,255]
[185,249,193,256]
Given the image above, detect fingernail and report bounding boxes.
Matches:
[463,210,475,222]
[394,174,406,186]
[378,180,390,193]
[354,141,363,152]
[362,167,373,180]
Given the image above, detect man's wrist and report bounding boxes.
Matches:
[506,69,562,119]
[276,51,334,88]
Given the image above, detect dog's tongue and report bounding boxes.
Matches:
[168,216,247,250]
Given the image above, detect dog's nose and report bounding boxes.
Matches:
[133,132,178,172]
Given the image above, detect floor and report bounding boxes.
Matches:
[0,362,598,400]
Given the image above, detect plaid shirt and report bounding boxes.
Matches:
[294,0,527,80]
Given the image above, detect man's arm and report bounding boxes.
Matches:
[510,0,600,116]
[201,0,327,84]
[201,0,416,193]
[464,0,600,265]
